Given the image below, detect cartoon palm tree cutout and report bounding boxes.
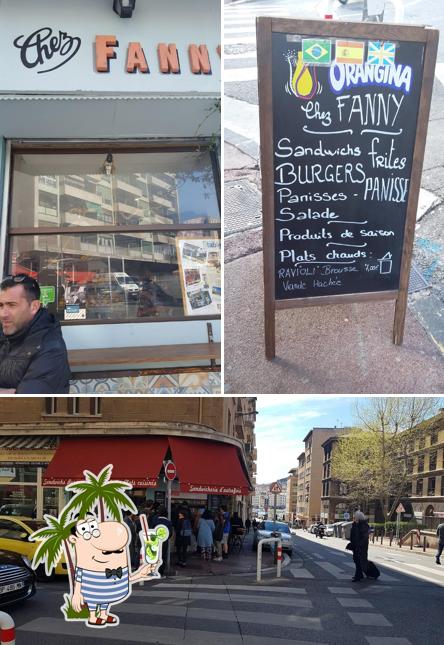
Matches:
[30,505,76,585]
[28,464,139,621]
[65,464,138,522]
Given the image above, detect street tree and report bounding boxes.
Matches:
[331,397,440,522]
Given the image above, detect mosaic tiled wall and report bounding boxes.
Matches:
[70,372,221,394]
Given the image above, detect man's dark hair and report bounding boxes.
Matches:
[0,274,40,302]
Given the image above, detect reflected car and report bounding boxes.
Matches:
[0,549,36,607]
[0,517,67,579]
[252,520,293,557]
[324,525,335,537]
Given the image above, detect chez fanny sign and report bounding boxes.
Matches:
[13,27,219,75]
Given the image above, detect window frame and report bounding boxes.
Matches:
[6,140,221,327]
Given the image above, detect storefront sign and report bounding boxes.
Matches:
[43,476,158,487]
[0,0,220,93]
[181,484,248,496]
[0,449,55,464]
[176,238,221,316]
[40,285,55,307]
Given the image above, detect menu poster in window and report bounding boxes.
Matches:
[176,238,221,316]
[257,18,438,358]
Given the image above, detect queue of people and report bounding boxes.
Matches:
[123,501,251,571]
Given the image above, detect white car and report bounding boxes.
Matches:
[253,520,293,556]
[112,272,140,297]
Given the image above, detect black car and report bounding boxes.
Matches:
[0,549,36,607]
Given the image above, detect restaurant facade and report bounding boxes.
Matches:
[0,0,221,394]
[0,397,257,520]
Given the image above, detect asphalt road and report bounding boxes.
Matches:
[7,529,443,644]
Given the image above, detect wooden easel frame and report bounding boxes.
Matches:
[257,18,439,360]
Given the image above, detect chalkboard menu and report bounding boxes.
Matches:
[272,33,423,299]
[257,18,438,358]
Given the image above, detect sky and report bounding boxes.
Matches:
[254,396,371,484]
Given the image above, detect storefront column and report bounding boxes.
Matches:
[36,468,44,519]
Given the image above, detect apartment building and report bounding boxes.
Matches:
[285,467,298,522]
[297,428,342,524]
[409,409,444,528]
[320,434,352,523]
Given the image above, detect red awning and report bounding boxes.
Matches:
[42,437,168,487]
[168,437,251,496]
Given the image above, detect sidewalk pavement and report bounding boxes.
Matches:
[224,143,444,394]
[165,531,280,578]
[295,529,437,559]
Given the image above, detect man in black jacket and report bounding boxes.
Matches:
[0,274,71,393]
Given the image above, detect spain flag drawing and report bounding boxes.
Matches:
[335,40,365,65]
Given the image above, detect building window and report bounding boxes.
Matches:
[441,478,444,497]
[418,437,426,449]
[429,451,437,471]
[407,458,414,474]
[430,431,438,445]
[8,147,220,325]
[416,478,423,496]
[67,398,80,415]
[45,398,57,414]
[427,477,436,496]
[407,440,415,453]
[418,456,424,472]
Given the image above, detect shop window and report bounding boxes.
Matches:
[0,485,37,517]
[8,148,220,325]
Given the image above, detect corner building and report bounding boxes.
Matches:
[0,397,256,520]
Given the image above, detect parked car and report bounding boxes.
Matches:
[340,522,354,540]
[252,520,293,557]
[308,524,317,534]
[0,549,36,607]
[0,516,67,579]
[112,272,140,298]
[324,525,334,537]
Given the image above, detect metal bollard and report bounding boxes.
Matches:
[423,536,427,552]
[410,533,413,550]
[0,612,15,645]
[257,537,282,582]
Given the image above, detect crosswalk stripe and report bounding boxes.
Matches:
[336,597,374,608]
[400,561,444,578]
[155,582,307,594]
[348,612,392,627]
[224,51,257,60]
[225,67,257,82]
[225,96,259,143]
[234,610,322,630]
[365,638,413,645]
[242,638,329,645]
[19,618,186,644]
[133,589,312,607]
[290,566,315,579]
[225,35,257,45]
[327,586,358,594]
[313,561,349,579]
[341,561,401,582]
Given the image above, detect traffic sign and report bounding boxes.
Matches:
[396,503,405,514]
[164,461,177,481]
[343,512,350,521]
[269,481,282,494]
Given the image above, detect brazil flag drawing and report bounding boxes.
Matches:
[302,39,332,65]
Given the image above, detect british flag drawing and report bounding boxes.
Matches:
[367,41,396,66]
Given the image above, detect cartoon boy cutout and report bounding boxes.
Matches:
[69,514,157,628]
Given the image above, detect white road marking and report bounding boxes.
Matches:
[225,96,260,143]
[155,582,307,594]
[290,566,315,579]
[365,638,413,645]
[327,586,358,594]
[336,597,374,608]
[225,67,258,83]
[313,561,350,579]
[348,612,392,627]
